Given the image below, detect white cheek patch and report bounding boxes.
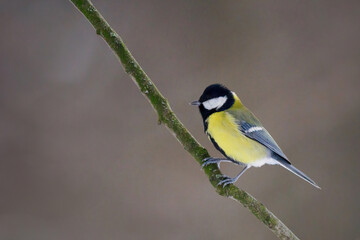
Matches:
[202,96,228,110]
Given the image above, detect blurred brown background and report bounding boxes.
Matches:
[1,0,359,239]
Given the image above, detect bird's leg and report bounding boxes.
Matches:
[201,157,240,169]
[217,165,251,187]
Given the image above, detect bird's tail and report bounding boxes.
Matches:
[273,154,321,189]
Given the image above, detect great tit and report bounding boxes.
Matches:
[191,84,320,189]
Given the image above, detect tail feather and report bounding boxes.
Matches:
[273,155,321,189]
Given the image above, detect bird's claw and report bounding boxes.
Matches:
[217,175,236,188]
[201,157,220,169]
[202,157,213,162]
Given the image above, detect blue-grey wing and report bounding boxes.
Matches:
[240,120,290,163]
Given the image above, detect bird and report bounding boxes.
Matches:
[191,84,320,189]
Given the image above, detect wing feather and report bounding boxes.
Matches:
[228,108,290,163]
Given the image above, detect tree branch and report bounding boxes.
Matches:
[69,1,300,239]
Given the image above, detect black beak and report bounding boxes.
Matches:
[190,100,201,106]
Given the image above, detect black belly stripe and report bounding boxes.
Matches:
[203,119,209,133]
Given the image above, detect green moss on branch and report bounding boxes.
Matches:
[69,1,300,239]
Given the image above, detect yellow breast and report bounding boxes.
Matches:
[206,111,268,164]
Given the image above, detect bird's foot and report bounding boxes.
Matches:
[201,157,230,169]
[217,175,237,188]
[216,165,250,188]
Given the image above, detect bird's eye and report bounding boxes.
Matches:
[202,96,227,110]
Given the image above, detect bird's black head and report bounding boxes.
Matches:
[191,84,235,121]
